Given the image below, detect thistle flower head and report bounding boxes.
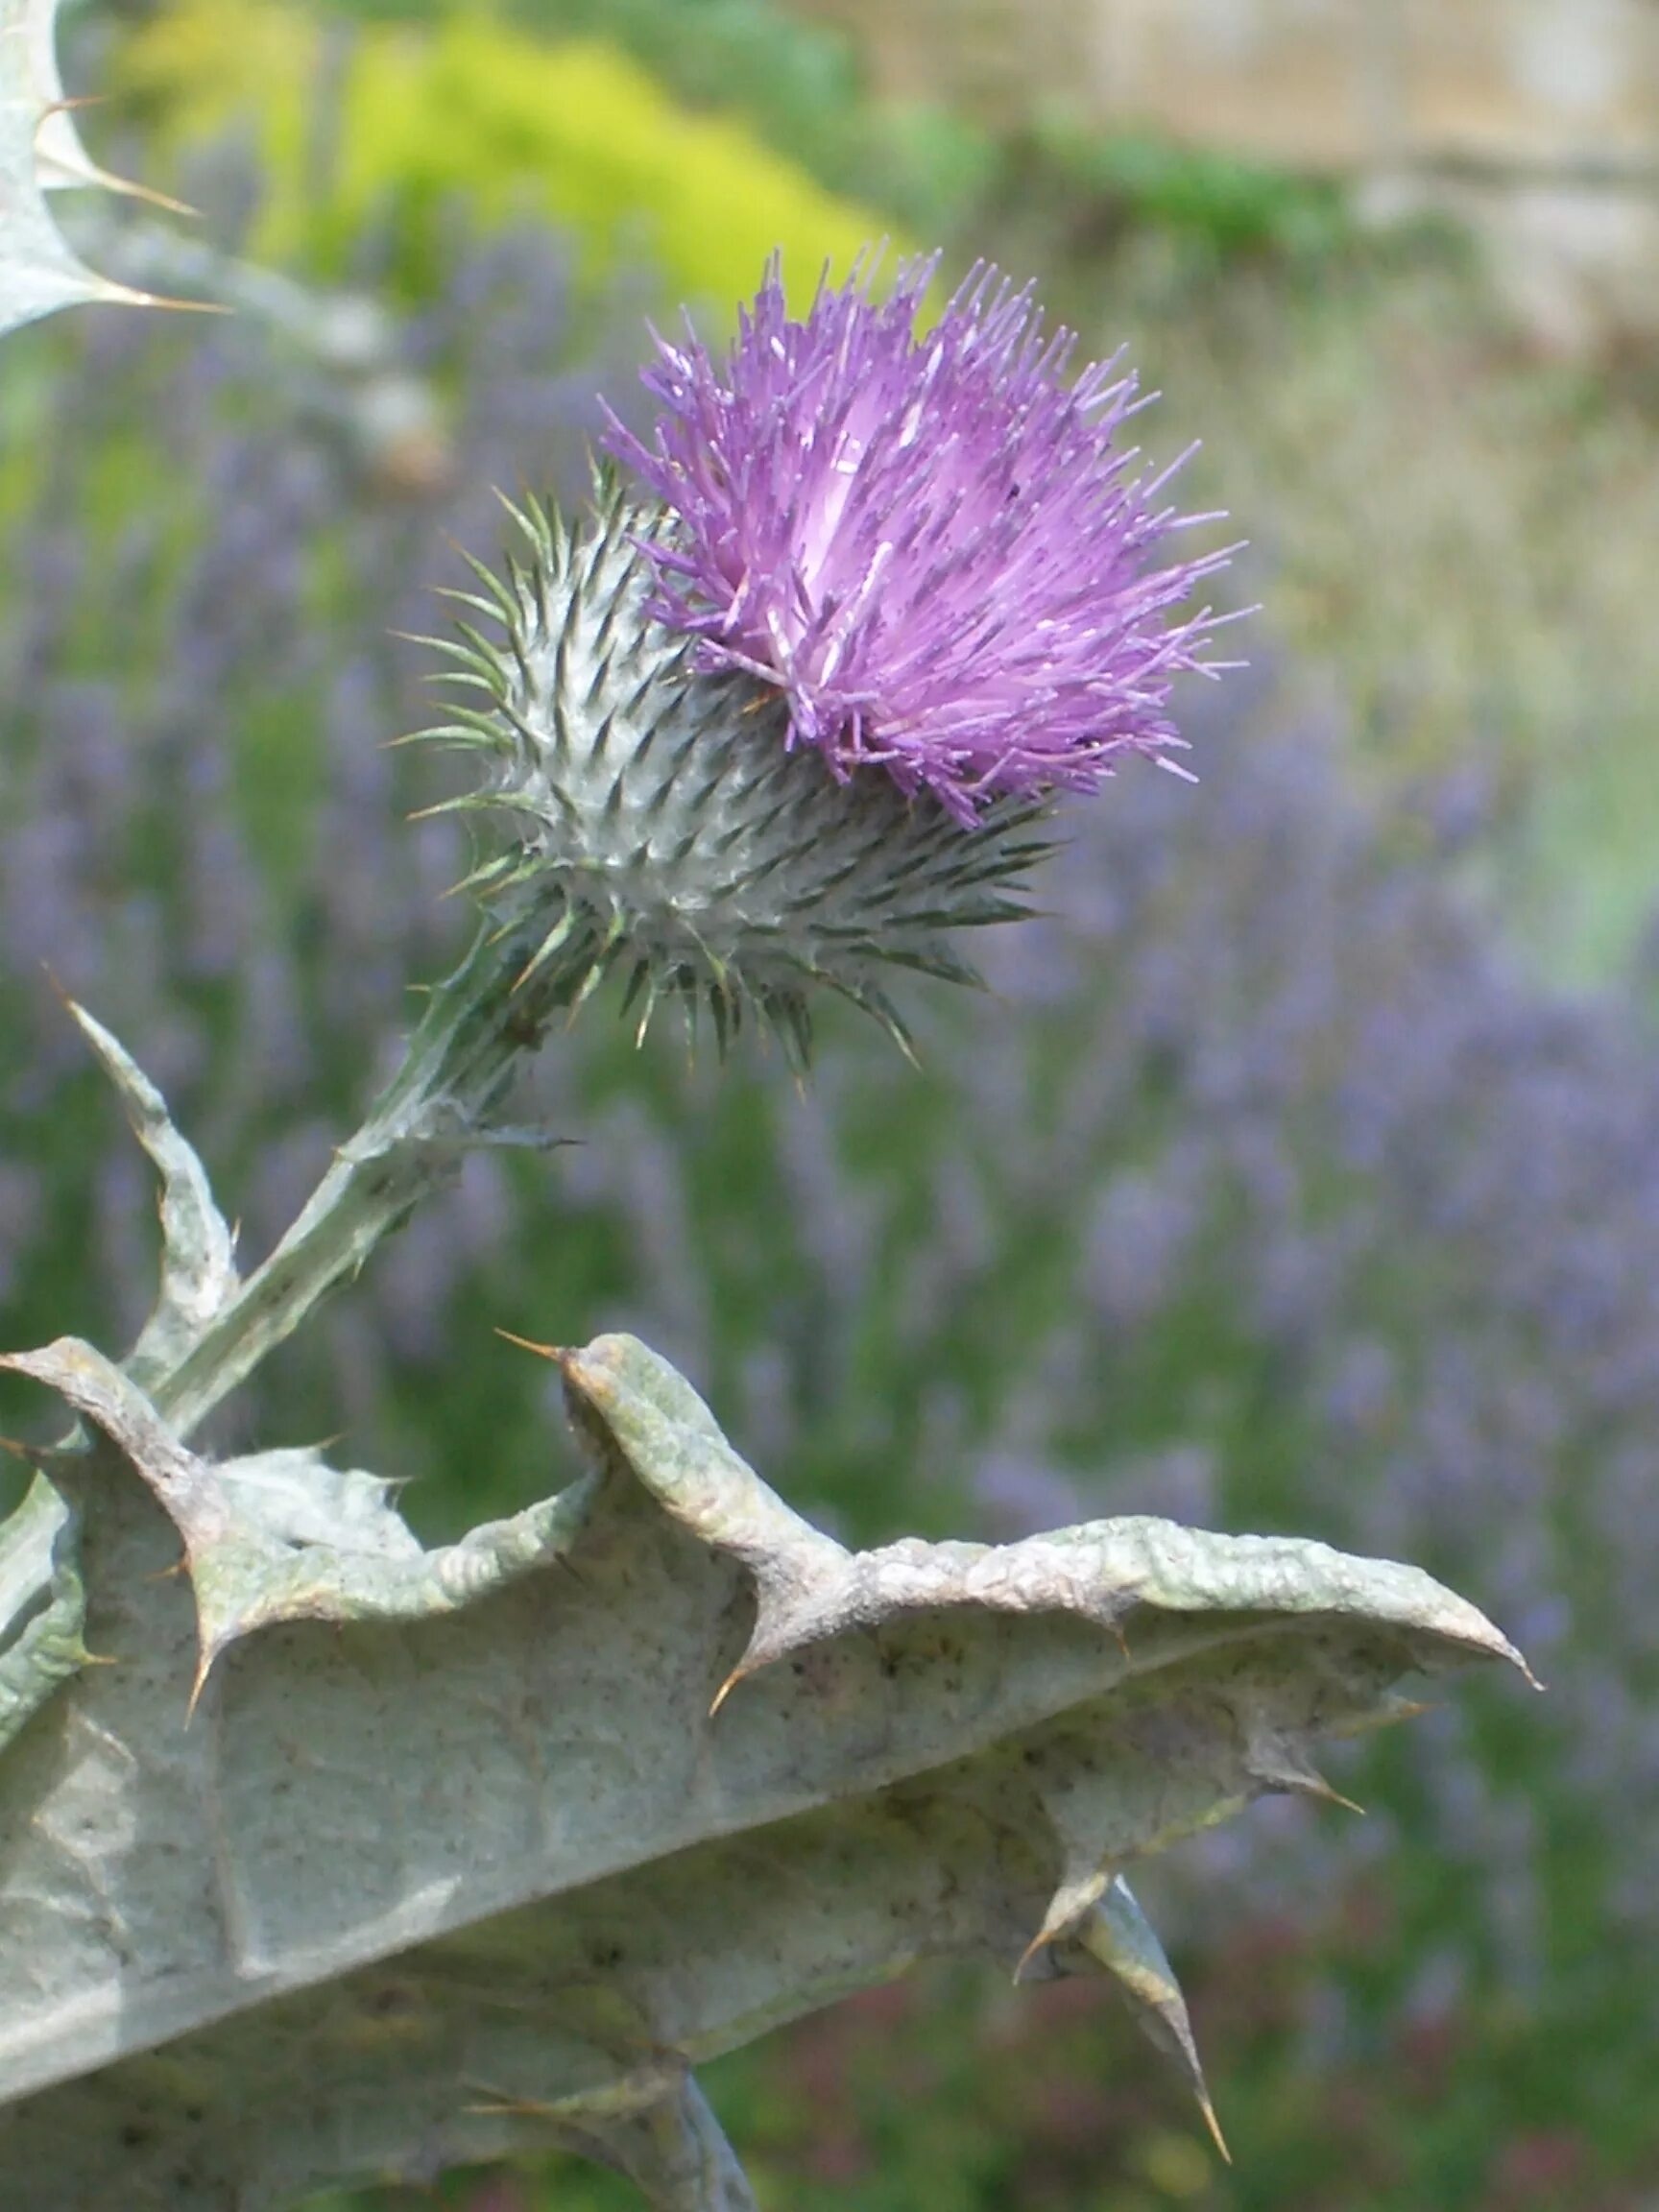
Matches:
[604,253,1233,824]
[412,482,1046,1066]
[413,256,1236,1065]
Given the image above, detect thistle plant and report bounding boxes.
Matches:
[0,10,1532,2207]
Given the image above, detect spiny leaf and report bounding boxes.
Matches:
[0,0,158,335]
[68,1003,239,1388]
[0,1339,596,1700]
[0,1328,1529,2207]
[0,1472,88,1754]
[559,1338,1524,1707]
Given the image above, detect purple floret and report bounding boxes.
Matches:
[605,253,1236,823]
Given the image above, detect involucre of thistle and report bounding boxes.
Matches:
[417,479,1050,1064]
[605,253,1237,824]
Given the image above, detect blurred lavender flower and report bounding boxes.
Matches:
[606,255,1233,822]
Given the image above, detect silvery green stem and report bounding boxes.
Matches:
[152,920,561,1440]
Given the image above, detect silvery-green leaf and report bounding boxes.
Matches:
[68,1004,239,1387]
[215,1446,421,1557]
[562,1335,1523,1708]
[0,0,155,336]
[0,1340,595,1695]
[0,1016,236,1748]
[0,1331,1529,2208]
[0,1472,88,1754]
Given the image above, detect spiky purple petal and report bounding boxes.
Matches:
[605,254,1235,823]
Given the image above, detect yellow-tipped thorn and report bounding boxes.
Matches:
[1280,1765,1365,1816]
[1012,1936,1046,1984]
[122,287,231,319]
[494,1328,562,1361]
[709,1663,751,1719]
[1383,1696,1432,1724]
[1013,1917,1066,1985]
[42,98,198,216]
[186,1648,218,1723]
[1198,2092,1232,2165]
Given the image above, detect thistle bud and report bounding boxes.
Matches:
[417,484,1046,1065]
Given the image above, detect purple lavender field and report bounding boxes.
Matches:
[2,205,1655,2208]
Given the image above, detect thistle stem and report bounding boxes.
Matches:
[151,924,557,1442]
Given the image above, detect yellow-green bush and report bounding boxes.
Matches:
[119,0,896,315]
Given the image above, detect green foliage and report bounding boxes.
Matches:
[118,0,892,311]
[1025,114,1353,269]
[117,0,1360,309]
[509,0,998,240]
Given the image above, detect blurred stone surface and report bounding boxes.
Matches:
[794,0,1659,353]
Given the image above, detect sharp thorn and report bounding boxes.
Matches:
[494,1328,562,1360]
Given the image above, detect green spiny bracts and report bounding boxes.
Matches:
[408,478,1051,1065]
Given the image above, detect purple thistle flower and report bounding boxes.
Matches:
[605,253,1236,823]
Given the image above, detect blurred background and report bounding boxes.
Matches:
[3,0,1658,2204]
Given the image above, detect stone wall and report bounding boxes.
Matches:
[795,0,1659,351]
